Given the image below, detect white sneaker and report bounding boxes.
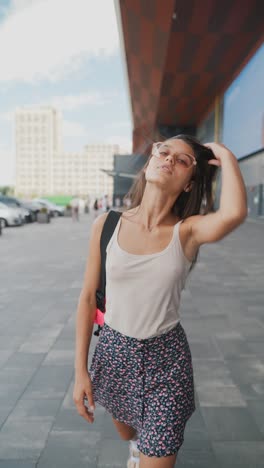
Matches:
[127,439,140,468]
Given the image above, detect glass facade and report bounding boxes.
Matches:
[222,42,264,159]
[197,42,264,218]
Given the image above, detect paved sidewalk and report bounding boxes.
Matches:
[0,213,263,467]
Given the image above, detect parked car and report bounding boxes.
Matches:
[50,202,65,217]
[0,196,30,224]
[33,199,65,217]
[32,199,54,217]
[0,201,23,227]
[20,200,43,222]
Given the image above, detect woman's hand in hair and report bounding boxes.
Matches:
[203,142,236,167]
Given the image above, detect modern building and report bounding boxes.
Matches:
[53,144,119,198]
[15,106,119,199]
[114,0,264,218]
[15,107,62,197]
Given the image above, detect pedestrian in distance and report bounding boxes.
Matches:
[71,196,80,222]
[93,198,99,220]
[73,135,247,468]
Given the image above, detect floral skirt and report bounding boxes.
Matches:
[89,321,196,457]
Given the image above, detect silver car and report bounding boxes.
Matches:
[0,196,31,224]
[0,202,23,227]
[33,198,65,217]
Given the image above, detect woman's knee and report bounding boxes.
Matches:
[112,417,137,441]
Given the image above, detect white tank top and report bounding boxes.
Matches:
[104,217,191,339]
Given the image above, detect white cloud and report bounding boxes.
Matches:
[9,0,35,13]
[108,121,132,130]
[0,110,14,122]
[0,0,119,84]
[62,120,87,138]
[0,90,115,124]
[48,92,108,111]
[0,148,15,185]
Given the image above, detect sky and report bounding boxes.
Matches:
[222,42,264,159]
[0,0,132,185]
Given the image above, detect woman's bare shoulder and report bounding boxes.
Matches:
[92,212,109,235]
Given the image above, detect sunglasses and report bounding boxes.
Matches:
[153,142,197,169]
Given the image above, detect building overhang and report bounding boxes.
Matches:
[101,169,137,179]
[115,0,264,152]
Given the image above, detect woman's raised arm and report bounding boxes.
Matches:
[187,142,248,246]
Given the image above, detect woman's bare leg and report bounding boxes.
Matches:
[112,417,177,466]
[139,452,177,467]
[112,416,137,441]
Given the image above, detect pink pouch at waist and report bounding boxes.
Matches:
[94,308,105,326]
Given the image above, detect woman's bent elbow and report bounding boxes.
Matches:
[78,290,96,311]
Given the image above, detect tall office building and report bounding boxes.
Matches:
[15,107,62,196]
[83,144,118,198]
[14,106,120,198]
[53,144,118,198]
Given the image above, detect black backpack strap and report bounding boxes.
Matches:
[99,210,122,296]
[94,210,122,337]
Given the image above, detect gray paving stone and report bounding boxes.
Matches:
[0,384,22,402]
[97,439,129,467]
[22,365,73,400]
[246,400,264,435]
[212,442,264,468]
[182,410,212,451]
[61,382,76,411]
[189,338,223,360]
[53,408,105,433]
[0,462,35,468]
[230,318,264,340]
[0,336,25,350]
[225,357,264,385]
[247,341,264,356]
[0,408,11,428]
[50,339,75,351]
[101,412,122,440]
[18,338,55,354]
[0,350,15,368]
[3,353,46,370]
[0,367,35,386]
[215,336,254,359]
[176,446,220,468]
[0,419,53,459]
[41,350,75,366]
[193,359,232,386]
[37,430,100,468]
[8,398,62,421]
[238,383,264,401]
[196,383,246,407]
[201,407,263,441]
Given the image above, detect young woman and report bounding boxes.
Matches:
[73,135,247,468]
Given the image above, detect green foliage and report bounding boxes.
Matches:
[0,186,14,196]
[44,195,73,206]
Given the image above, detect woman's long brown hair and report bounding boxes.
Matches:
[124,134,219,272]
